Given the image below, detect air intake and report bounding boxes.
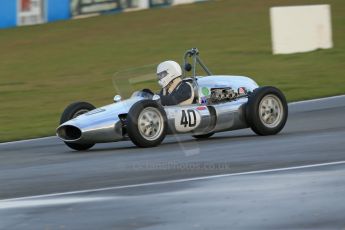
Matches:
[57,125,82,141]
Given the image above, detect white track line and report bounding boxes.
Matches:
[0,197,113,209]
[289,94,345,105]
[0,136,56,146]
[1,160,345,203]
[1,94,344,146]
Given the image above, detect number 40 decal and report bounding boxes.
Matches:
[180,109,197,127]
[174,108,201,132]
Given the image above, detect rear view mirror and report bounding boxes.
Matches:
[114,95,122,102]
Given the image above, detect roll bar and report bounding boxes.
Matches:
[182,48,212,94]
[183,48,212,78]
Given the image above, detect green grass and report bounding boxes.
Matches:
[0,0,344,142]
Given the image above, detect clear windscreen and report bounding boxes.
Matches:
[112,64,160,99]
[130,90,154,99]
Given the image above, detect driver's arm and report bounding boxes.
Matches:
[159,82,193,106]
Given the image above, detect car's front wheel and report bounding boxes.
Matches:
[246,86,288,135]
[59,101,96,151]
[127,100,168,147]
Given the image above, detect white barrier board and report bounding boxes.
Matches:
[270,5,333,54]
[173,0,195,5]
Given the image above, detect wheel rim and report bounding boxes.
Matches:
[72,109,90,118]
[258,94,284,128]
[138,107,164,141]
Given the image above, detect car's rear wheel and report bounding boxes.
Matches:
[127,100,167,147]
[246,86,288,135]
[60,102,96,151]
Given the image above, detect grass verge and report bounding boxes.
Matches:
[0,0,344,142]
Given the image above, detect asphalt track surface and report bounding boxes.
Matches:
[0,95,345,229]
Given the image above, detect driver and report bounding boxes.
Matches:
[156,60,194,106]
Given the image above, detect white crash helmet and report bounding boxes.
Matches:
[156,60,182,88]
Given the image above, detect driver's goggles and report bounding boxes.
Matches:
[157,70,168,80]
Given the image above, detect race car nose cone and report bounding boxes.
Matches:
[57,125,82,141]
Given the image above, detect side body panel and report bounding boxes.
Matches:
[164,97,249,135]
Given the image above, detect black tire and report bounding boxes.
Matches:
[192,132,214,139]
[127,100,168,147]
[246,86,288,136]
[60,101,96,151]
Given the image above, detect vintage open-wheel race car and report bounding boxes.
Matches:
[56,48,288,151]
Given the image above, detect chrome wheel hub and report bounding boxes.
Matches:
[138,107,164,141]
[259,95,283,128]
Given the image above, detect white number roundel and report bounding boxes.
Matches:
[174,109,201,132]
